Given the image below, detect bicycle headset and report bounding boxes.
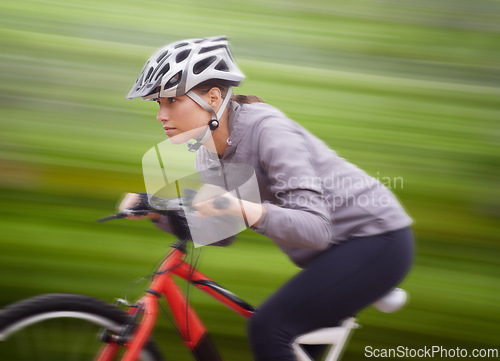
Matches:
[126,36,245,151]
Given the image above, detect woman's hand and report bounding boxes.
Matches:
[118,193,160,221]
[192,185,265,227]
[191,185,240,218]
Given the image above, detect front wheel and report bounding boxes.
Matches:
[0,293,164,361]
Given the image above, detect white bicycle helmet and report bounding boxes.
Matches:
[126,36,244,101]
[127,36,244,150]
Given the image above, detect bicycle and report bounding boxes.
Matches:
[0,193,408,361]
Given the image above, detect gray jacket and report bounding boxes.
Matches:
[155,101,412,267]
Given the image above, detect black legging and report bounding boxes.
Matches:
[247,227,414,360]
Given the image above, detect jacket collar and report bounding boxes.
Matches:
[222,101,244,160]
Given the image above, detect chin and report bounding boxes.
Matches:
[168,135,188,145]
[169,126,209,145]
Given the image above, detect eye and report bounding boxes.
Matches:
[167,97,177,104]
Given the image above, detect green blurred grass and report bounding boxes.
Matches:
[1,0,499,359]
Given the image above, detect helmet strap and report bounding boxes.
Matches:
[186,127,212,152]
[186,87,233,124]
[185,87,233,151]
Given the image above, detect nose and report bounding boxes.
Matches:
[156,103,169,123]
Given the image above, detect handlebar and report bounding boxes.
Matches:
[97,192,230,223]
[97,210,156,223]
[97,193,183,223]
[97,192,231,252]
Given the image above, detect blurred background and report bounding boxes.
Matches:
[0,0,498,359]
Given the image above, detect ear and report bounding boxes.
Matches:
[208,87,222,107]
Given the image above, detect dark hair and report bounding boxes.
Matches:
[192,80,264,104]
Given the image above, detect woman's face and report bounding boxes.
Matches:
[156,94,211,144]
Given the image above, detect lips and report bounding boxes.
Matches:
[163,127,176,136]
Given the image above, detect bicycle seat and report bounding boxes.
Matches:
[372,288,407,313]
[293,289,408,360]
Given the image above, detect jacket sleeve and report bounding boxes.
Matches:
[251,117,333,250]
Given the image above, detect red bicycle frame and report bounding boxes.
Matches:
[96,242,255,361]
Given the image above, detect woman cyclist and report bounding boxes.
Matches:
[120,36,414,361]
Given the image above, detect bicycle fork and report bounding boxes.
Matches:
[96,295,158,361]
[95,273,220,360]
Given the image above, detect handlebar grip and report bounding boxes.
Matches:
[213,197,231,210]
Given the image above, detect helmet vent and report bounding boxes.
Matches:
[136,70,145,89]
[164,71,182,89]
[193,56,217,74]
[157,50,170,62]
[174,42,189,49]
[176,49,191,63]
[146,67,154,81]
[215,60,229,72]
[199,44,226,54]
[154,63,170,80]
